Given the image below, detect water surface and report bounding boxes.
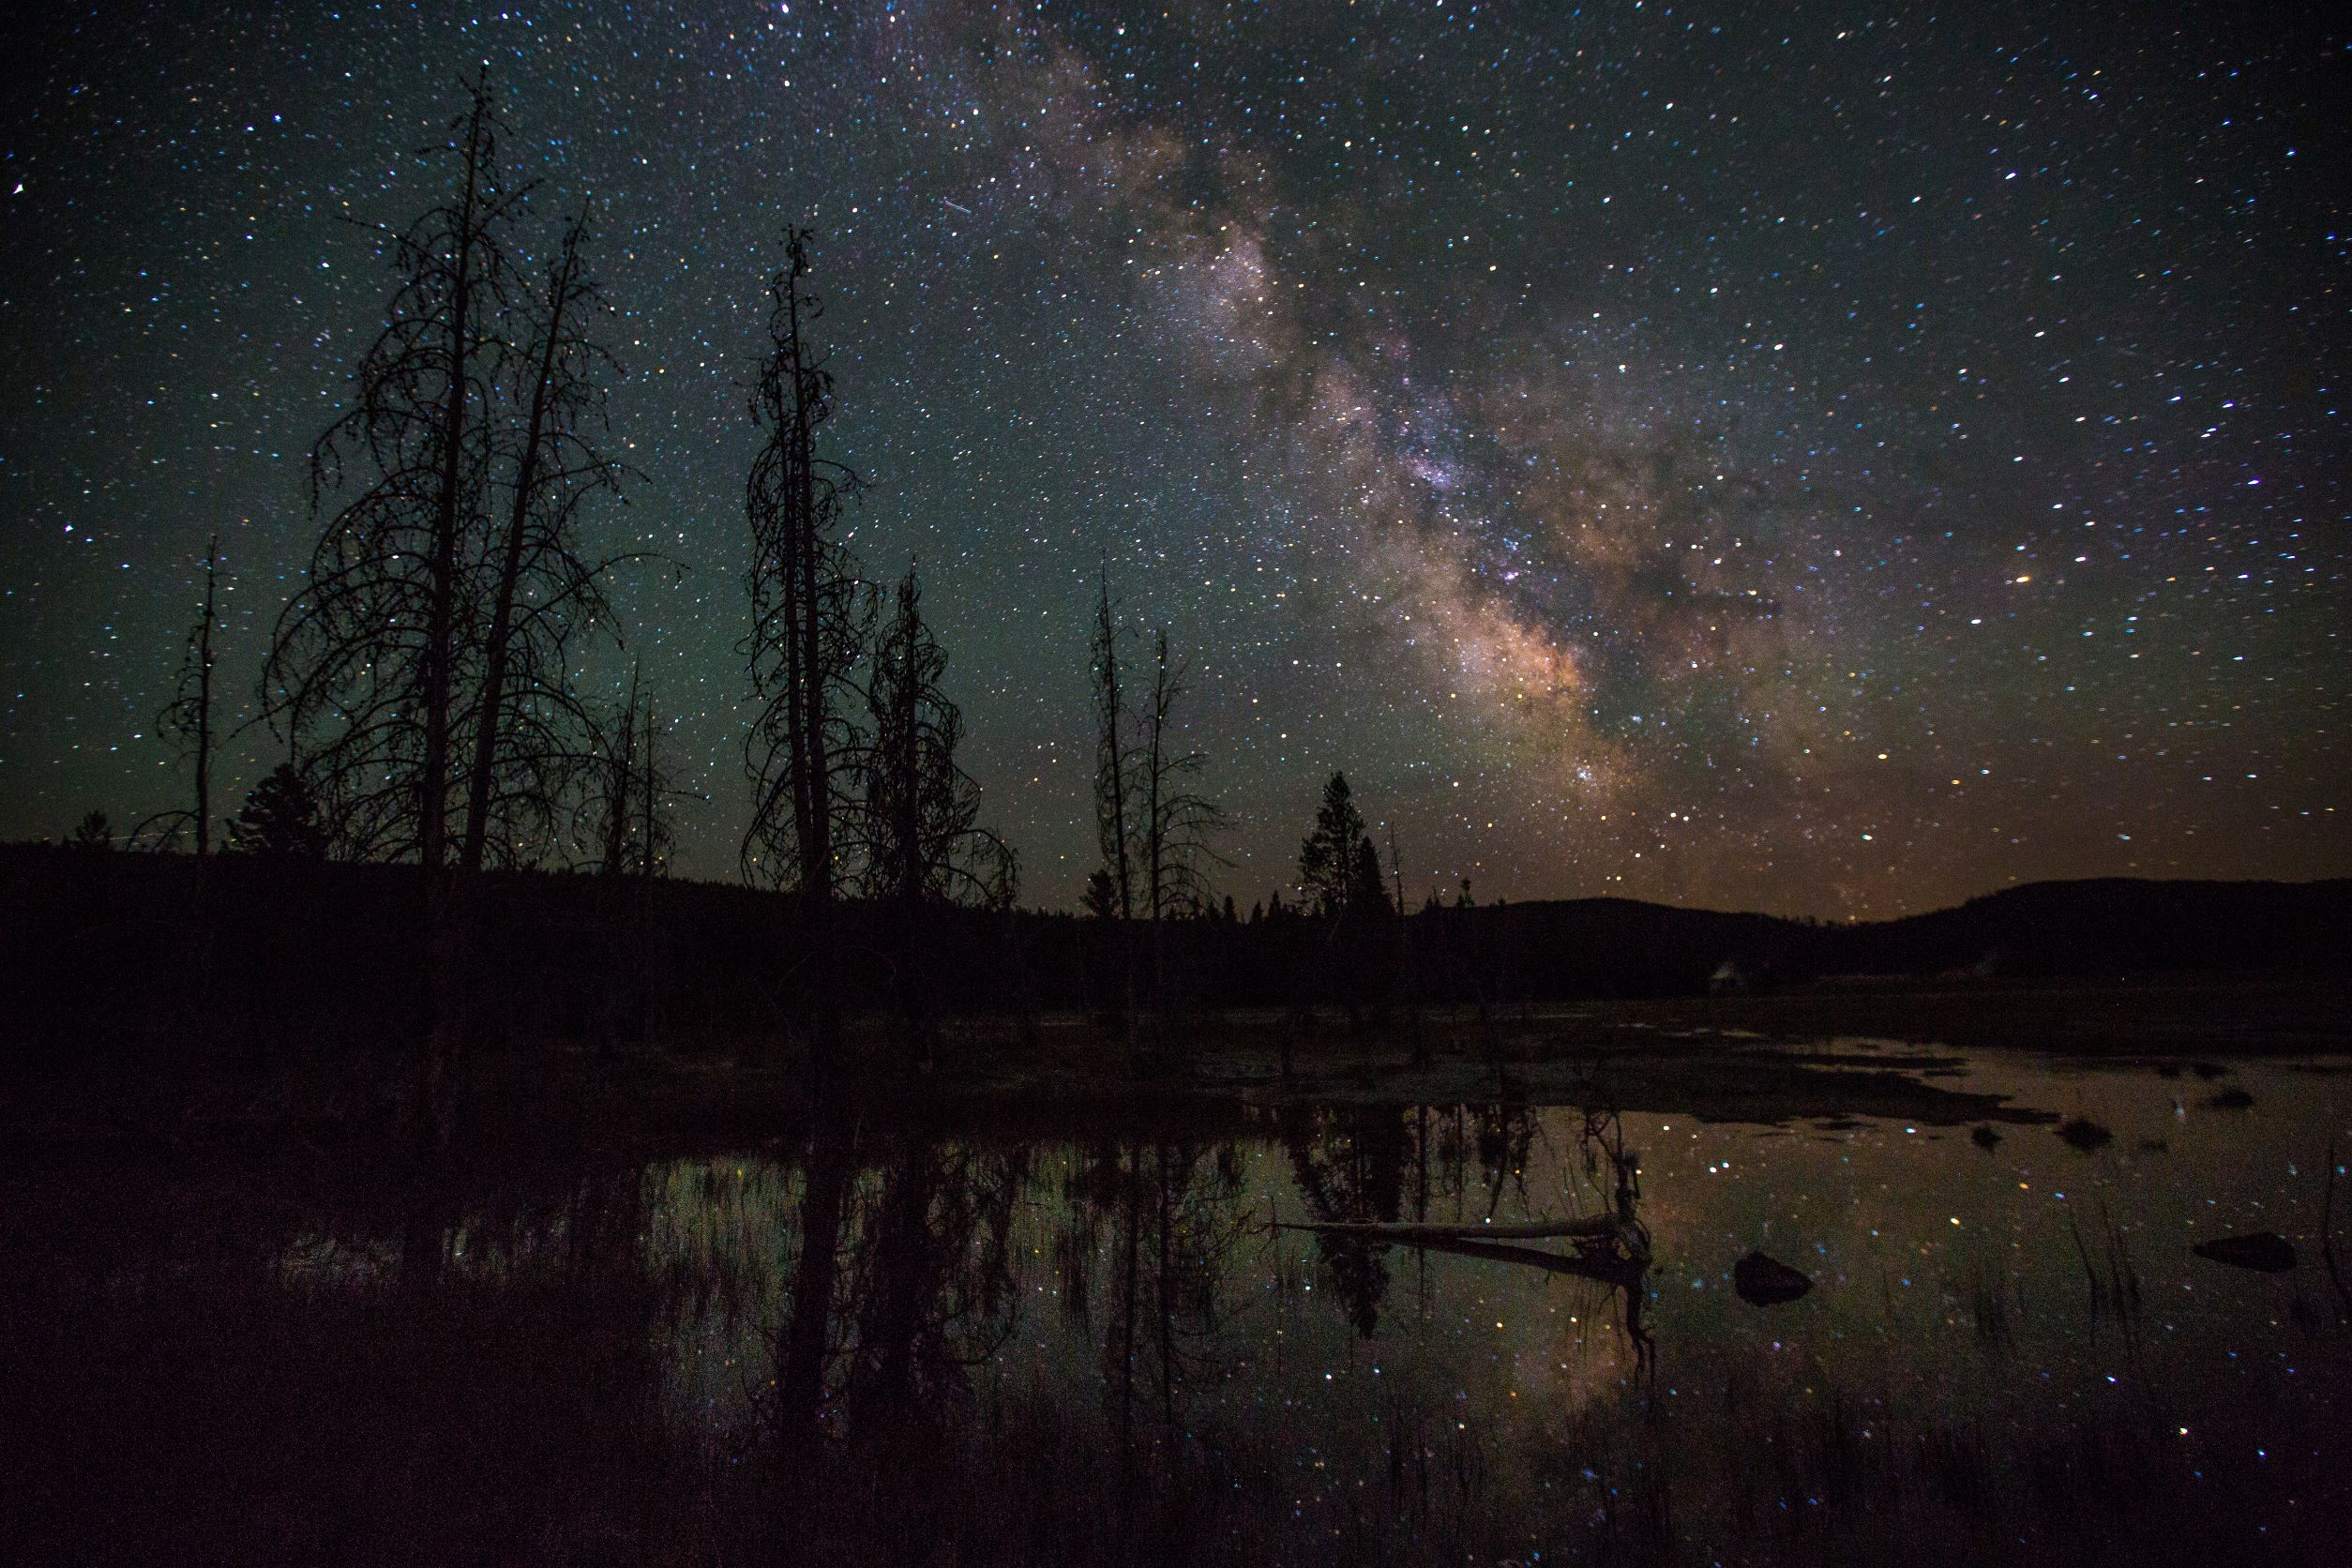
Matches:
[14,1044,2351,1565]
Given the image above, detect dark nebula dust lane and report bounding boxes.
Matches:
[1,0,2343,914]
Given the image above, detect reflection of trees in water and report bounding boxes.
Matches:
[1054,1138,1254,1455]
[774,1123,854,1455]
[1282,1104,1545,1337]
[1414,1103,1536,1220]
[1281,1105,1411,1335]
[1285,1103,1652,1371]
[1476,1105,1536,1218]
[769,1128,1025,1458]
[841,1138,1024,1441]
[756,1101,1651,1526]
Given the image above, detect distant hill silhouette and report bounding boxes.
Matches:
[1428,878,2352,996]
[1838,878,2352,977]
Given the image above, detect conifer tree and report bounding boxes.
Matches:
[229,763,330,858]
[1298,772,1369,916]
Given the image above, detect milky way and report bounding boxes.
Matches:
[2,1,2343,914]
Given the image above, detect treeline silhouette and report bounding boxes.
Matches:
[7,840,2343,1081]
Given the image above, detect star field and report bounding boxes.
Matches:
[1,0,2344,915]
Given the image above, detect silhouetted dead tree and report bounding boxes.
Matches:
[1138,630,1228,1035]
[1091,566,1140,1042]
[265,74,627,1144]
[141,536,223,853]
[459,198,630,871]
[1386,822,1429,1066]
[743,229,869,1078]
[589,663,687,1055]
[263,73,526,1148]
[266,73,526,866]
[855,566,1017,1065]
[1092,566,1138,922]
[593,661,682,879]
[858,566,1015,906]
[596,671,641,878]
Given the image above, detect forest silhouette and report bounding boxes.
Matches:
[11,75,2348,1127]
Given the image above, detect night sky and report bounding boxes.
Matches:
[2,0,2344,916]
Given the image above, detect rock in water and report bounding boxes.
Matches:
[1970,1125,2002,1151]
[2192,1232,2297,1274]
[2058,1118,2113,1153]
[1734,1251,1813,1305]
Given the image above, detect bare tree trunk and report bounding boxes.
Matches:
[1092,569,1140,1059]
[193,542,216,855]
[1095,570,1136,924]
[600,669,641,876]
[638,693,659,1051]
[879,602,926,1068]
[417,89,490,1153]
[461,212,584,872]
[419,88,487,882]
[1390,823,1428,1067]
[1145,662,1165,1042]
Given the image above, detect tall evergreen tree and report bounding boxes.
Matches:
[228,763,330,858]
[1081,868,1121,920]
[1299,771,1392,1032]
[1298,772,1370,916]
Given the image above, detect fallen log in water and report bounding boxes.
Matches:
[1275,1214,1622,1243]
[1398,1233,1648,1283]
[2192,1231,2297,1273]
